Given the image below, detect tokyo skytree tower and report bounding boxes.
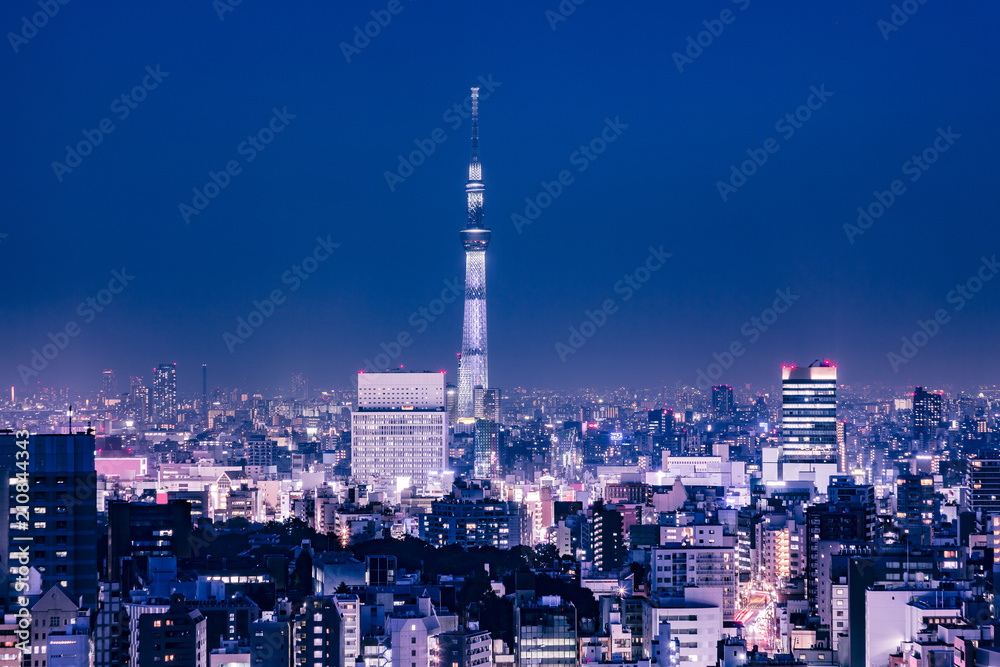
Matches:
[457,87,489,419]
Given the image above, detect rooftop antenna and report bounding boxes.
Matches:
[470,87,480,167]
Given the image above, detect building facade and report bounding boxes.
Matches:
[350,372,448,489]
[515,597,577,667]
[152,363,178,424]
[780,363,837,464]
[0,433,98,611]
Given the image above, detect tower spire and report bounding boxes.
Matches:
[470,87,480,164]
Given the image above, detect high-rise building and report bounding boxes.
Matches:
[389,610,441,667]
[836,420,847,472]
[711,385,733,415]
[446,383,458,425]
[650,544,737,621]
[457,87,490,419]
[102,369,117,406]
[350,371,447,489]
[152,363,177,424]
[968,455,1000,515]
[137,594,207,667]
[0,621,21,667]
[895,473,938,545]
[647,409,673,436]
[251,618,292,667]
[293,597,348,667]
[780,362,837,463]
[438,625,492,667]
[127,376,149,423]
[474,387,501,423]
[591,502,625,573]
[0,432,98,611]
[201,363,208,427]
[291,372,308,400]
[95,581,128,667]
[647,409,680,461]
[473,419,502,479]
[420,482,526,548]
[913,386,943,443]
[805,481,876,612]
[642,593,719,667]
[107,500,193,583]
[515,596,578,667]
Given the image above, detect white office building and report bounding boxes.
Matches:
[642,589,722,667]
[351,371,448,489]
[650,545,736,621]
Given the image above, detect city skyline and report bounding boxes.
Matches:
[3,2,999,393]
[5,4,1000,666]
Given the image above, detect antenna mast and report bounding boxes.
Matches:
[470,87,480,164]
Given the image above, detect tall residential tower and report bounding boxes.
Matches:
[152,363,177,424]
[457,87,490,419]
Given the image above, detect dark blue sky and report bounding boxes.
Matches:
[3,1,999,394]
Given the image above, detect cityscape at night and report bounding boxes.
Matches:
[2,2,1000,667]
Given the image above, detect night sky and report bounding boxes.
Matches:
[3,1,999,394]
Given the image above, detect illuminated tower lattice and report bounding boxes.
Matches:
[457,87,490,419]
